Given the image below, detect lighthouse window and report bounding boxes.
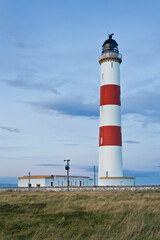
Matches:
[111,62,113,68]
[101,137,103,144]
[106,172,108,177]
[102,73,104,80]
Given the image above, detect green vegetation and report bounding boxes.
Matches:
[0,191,160,239]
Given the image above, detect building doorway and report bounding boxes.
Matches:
[80,181,82,187]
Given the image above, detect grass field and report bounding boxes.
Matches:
[0,190,160,240]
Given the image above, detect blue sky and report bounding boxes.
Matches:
[0,0,160,185]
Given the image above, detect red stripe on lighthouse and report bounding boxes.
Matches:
[100,85,121,106]
[99,126,122,146]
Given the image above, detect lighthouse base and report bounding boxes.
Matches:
[98,177,136,186]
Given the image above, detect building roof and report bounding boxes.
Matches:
[102,38,118,48]
[102,33,118,47]
[18,175,93,180]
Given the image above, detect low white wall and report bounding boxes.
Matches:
[99,178,135,186]
[1,185,160,192]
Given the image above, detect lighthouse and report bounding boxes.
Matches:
[98,34,135,186]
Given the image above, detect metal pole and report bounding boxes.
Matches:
[94,166,96,186]
[67,161,69,191]
[28,172,31,189]
[64,160,70,192]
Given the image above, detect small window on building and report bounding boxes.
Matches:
[51,182,53,187]
[111,62,113,68]
[101,137,103,144]
[102,73,104,80]
[62,181,63,186]
[87,182,88,186]
[75,182,76,186]
[106,172,108,177]
[58,181,59,186]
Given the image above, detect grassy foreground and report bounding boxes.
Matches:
[0,191,160,240]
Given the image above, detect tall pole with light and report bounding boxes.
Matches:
[64,159,70,191]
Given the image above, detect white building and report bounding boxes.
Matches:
[18,175,93,187]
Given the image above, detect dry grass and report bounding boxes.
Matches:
[0,191,160,239]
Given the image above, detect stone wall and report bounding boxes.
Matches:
[0,185,160,192]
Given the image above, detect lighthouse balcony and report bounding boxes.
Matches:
[99,52,122,64]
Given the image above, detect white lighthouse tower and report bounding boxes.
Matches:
[98,34,135,186]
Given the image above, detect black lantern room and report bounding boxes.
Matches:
[102,34,119,54]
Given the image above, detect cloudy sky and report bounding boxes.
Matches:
[0,0,160,184]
